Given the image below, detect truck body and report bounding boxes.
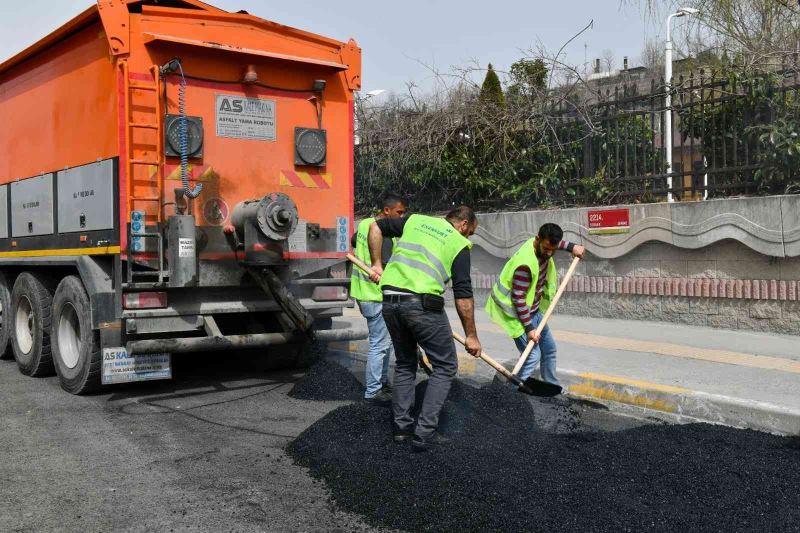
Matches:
[0,0,364,393]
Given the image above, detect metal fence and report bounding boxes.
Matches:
[552,65,800,205]
[354,65,800,214]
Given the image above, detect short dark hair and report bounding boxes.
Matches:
[445,205,477,226]
[381,193,406,209]
[538,223,563,245]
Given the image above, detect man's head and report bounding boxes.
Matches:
[535,223,563,258]
[446,205,477,237]
[380,193,407,219]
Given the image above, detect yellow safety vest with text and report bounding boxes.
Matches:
[350,217,383,302]
[379,214,472,296]
[485,238,558,338]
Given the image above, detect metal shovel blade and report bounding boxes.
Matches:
[518,378,562,397]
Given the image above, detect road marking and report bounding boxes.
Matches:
[555,330,800,374]
[449,319,800,374]
[567,382,678,413]
[571,371,690,394]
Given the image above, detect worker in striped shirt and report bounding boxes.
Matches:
[485,223,585,386]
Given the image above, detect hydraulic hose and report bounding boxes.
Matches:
[176,62,203,199]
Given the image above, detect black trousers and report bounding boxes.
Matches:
[382,298,458,437]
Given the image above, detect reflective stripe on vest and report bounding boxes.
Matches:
[489,291,517,317]
[380,214,471,296]
[394,241,450,284]
[350,217,383,302]
[485,237,558,338]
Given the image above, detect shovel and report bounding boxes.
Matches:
[346,253,433,376]
[511,255,581,377]
[452,333,561,397]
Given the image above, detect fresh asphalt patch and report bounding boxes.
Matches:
[289,358,365,401]
[288,360,800,533]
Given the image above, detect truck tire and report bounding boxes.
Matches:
[51,276,102,394]
[0,272,13,360]
[11,272,56,377]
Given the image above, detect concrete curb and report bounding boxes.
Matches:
[328,339,800,436]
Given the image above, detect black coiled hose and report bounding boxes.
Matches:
[176,62,202,199]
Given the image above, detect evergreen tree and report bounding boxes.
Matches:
[480,63,506,108]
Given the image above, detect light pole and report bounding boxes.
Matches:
[665,6,698,203]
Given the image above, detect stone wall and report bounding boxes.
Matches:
[462,195,800,335]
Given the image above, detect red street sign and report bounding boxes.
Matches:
[588,208,630,234]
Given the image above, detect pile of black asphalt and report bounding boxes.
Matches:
[288,359,365,402]
[287,361,800,532]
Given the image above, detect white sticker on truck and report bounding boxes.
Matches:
[216,94,276,141]
[178,238,195,258]
[102,349,171,385]
[289,219,308,253]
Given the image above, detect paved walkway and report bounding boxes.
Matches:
[340,306,800,413]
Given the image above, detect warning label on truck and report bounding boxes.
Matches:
[102,349,171,385]
[178,238,195,258]
[289,220,308,253]
[216,94,276,141]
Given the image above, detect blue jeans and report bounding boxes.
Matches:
[358,300,393,398]
[514,311,559,385]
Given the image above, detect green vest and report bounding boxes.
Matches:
[380,214,472,296]
[350,217,383,302]
[485,238,558,338]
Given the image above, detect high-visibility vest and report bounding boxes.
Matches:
[350,217,383,302]
[485,238,558,338]
[380,214,472,296]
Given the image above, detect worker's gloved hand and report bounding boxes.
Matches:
[465,335,481,358]
[527,330,541,345]
[572,244,586,259]
[369,264,383,283]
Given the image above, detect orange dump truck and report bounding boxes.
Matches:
[0,0,365,394]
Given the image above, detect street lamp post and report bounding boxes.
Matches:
[665,7,698,203]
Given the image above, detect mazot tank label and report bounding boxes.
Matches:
[178,238,195,258]
[216,94,276,141]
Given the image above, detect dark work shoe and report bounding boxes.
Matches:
[393,427,414,443]
[364,388,392,405]
[411,432,450,453]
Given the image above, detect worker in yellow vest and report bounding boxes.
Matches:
[486,223,585,386]
[367,206,481,452]
[350,194,408,403]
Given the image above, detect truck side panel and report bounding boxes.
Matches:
[0,22,118,184]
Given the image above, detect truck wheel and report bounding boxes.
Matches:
[11,272,56,377]
[51,276,102,394]
[0,272,13,360]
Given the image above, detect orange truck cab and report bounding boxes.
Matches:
[0,0,365,394]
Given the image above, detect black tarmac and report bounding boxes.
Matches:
[288,358,365,401]
[288,361,800,533]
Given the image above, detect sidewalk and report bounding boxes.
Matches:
[331,306,800,435]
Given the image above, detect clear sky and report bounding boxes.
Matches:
[0,0,664,97]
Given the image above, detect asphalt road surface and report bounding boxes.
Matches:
[9,350,784,533]
[0,352,384,533]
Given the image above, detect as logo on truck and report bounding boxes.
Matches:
[219,98,245,113]
[216,94,276,142]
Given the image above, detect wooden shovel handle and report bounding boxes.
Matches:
[511,255,581,376]
[452,332,519,383]
[347,253,376,277]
